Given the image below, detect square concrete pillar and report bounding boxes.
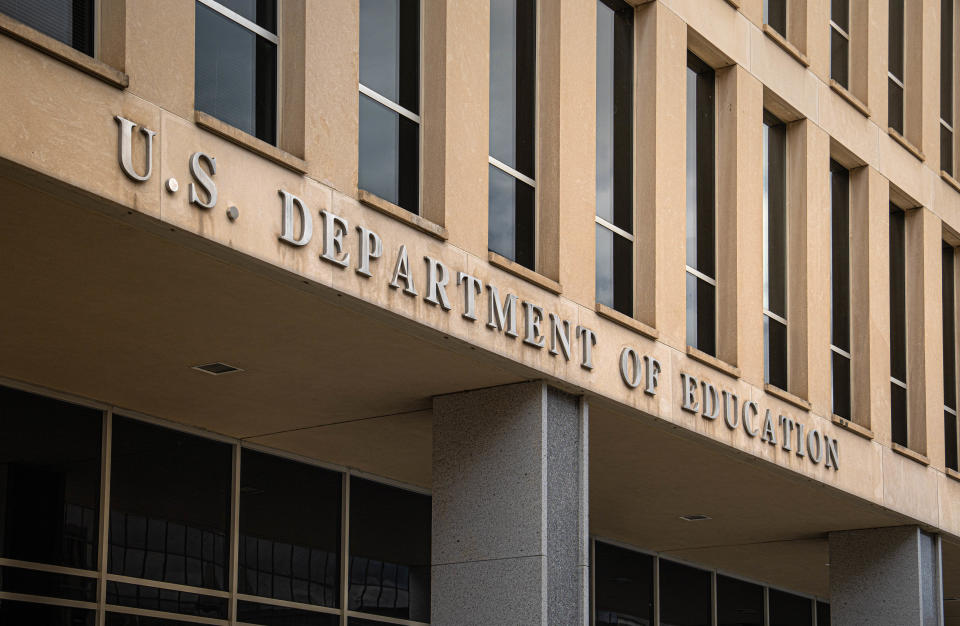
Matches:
[431,382,588,625]
[829,526,943,625]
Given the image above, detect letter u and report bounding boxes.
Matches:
[115,115,156,182]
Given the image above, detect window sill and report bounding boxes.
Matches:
[829,80,871,118]
[358,190,448,241]
[830,415,874,440]
[891,442,930,466]
[596,304,659,340]
[946,467,960,483]
[0,13,127,89]
[888,128,926,162]
[194,111,307,174]
[724,0,741,8]
[762,24,810,68]
[488,251,562,295]
[941,170,960,194]
[686,346,741,379]
[763,383,811,411]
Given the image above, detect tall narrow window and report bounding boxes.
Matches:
[942,0,956,176]
[195,0,278,144]
[831,161,852,420]
[596,0,634,315]
[830,0,850,88]
[764,0,787,37]
[359,0,420,214]
[489,0,537,270]
[0,0,94,55]
[890,206,908,446]
[888,0,905,135]
[686,53,717,356]
[763,112,788,390]
[944,243,958,470]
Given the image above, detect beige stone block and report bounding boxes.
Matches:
[881,447,940,525]
[817,82,880,168]
[662,0,751,68]
[878,133,932,209]
[125,0,194,120]
[748,26,819,123]
[937,473,960,537]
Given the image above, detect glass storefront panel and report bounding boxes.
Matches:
[660,559,711,626]
[594,541,653,625]
[769,588,813,626]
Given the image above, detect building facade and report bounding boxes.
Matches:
[0,0,958,623]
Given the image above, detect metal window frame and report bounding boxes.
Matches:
[0,375,431,626]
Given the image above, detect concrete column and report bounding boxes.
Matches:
[829,526,943,625]
[431,381,588,625]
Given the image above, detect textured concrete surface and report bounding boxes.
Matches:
[829,526,942,625]
[432,382,588,624]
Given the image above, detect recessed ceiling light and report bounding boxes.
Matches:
[192,362,243,375]
[680,514,712,522]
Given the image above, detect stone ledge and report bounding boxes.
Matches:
[830,415,874,440]
[724,0,741,8]
[888,128,926,162]
[0,13,128,89]
[488,251,562,295]
[762,24,810,68]
[358,190,448,241]
[686,346,741,379]
[763,383,812,411]
[595,304,658,340]
[891,442,930,466]
[194,111,307,174]
[829,80,871,118]
[941,170,960,195]
[946,467,960,483]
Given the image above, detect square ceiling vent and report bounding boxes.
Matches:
[191,362,243,375]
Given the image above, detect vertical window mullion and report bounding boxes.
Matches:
[596,0,634,316]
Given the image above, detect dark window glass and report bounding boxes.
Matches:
[889,208,907,445]
[944,0,955,120]
[765,0,787,37]
[348,477,430,622]
[105,581,228,620]
[109,417,231,591]
[489,0,537,269]
[943,124,955,177]
[596,223,634,316]
[717,575,763,626]
[831,0,849,32]
[490,0,536,177]
[596,0,634,316]
[888,0,905,134]
[686,271,716,356]
[358,0,420,215]
[213,0,277,32]
[236,600,340,626]
[764,112,787,390]
[833,351,852,421]
[686,53,716,356]
[594,541,654,626]
[239,449,341,608]
[105,613,202,626]
[817,601,831,626]
[830,27,849,89]
[944,245,957,410]
[947,410,959,471]
[0,565,96,602]
[763,114,787,319]
[0,597,94,625]
[659,559,711,626]
[0,0,94,54]
[765,316,789,391]
[830,162,851,352]
[769,589,812,626]
[0,386,101,570]
[489,163,536,269]
[195,2,277,144]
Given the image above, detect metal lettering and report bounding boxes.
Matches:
[388,245,417,296]
[807,429,823,463]
[795,422,807,457]
[643,356,661,396]
[549,314,572,359]
[680,373,699,413]
[486,286,519,338]
[320,210,350,268]
[575,326,597,370]
[778,415,795,451]
[522,302,545,348]
[722,391,739,429]
[277,190,312,246]
[742,401,760,436]
[760,409,778,445]
[701,382,720,420]
[424,256,452,310]
[825,437,840,470]
[619,348,642,389]
[188,152,217,208]
[457,272,482,321]
[115,115,156,182]
[355,226,382,277]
